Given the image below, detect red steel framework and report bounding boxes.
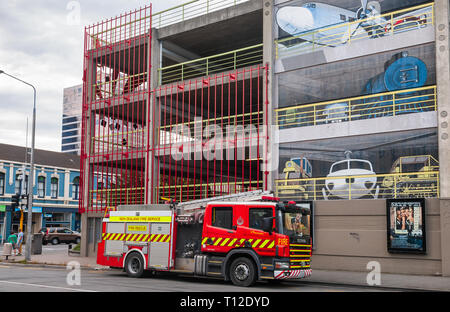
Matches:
[149,65,269,204]
[80,4,269,214]
[80,5,152,214]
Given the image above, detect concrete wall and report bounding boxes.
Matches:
[435,0,450,277]
[80,212,103,257]
[311,198,443,275]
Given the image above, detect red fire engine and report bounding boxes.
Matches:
[97,191,312,287]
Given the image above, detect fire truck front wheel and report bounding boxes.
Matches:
[229,257,257,287]
[125,252,145,278]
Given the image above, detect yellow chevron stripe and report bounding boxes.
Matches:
[143,234,150,242]
[137,234,144,242]
[154,234,161,242]
[165,235,171,243]
[221,238,230,246]
[252,239,261,248]
[214,237,222,246]
[229,238,237,246]
[259,239,270,248]
[238,239,245,246]
[202,237,208,244]
[267,241,275,249]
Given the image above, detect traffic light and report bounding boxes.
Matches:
[11,193,20,209]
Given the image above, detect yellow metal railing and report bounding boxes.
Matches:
[152,0,249,29]
[276,86,437,129]
[159,43,263,85]
[275,170,439,201]
[159,111,264,131]
[275,3,434,59]
[93,72,148,99]
[92,129,146,154]
[157,179,263,203]
[88,0,249,49]
[91,186,145,207]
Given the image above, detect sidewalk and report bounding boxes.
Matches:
[308,269,450,292]
[1,248,449,291]
[0,249,107,270]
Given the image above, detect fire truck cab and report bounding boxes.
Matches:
[97,191,312,287]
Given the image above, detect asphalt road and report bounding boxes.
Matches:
[0,264,394,293]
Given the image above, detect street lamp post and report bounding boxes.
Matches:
[0,70,36,262]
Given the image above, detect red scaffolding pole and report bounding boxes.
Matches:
[80,4,269,213]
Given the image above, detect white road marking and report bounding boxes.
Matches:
[0,280,97,292]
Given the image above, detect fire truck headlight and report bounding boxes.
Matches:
[275,262,290,269]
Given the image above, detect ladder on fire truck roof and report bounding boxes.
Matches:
[176,190,273,211]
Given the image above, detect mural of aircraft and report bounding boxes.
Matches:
[276,0,430,48]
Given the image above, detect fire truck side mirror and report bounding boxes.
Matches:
[262,217,275,234]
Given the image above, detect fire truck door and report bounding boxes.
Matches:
[202,206,237,252]
[148,222,171,269]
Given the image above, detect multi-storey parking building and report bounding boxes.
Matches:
[79,0,450,277]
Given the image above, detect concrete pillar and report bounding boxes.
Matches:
[80,55,97,257]
[435,0,450,276]
[80,213,88,257]
[147,28,161,204]
[262,0,277,192]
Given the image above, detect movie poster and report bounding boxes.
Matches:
[386,198,426,254]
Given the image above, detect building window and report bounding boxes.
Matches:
[211,207,233,230]
[249,208,273,231]
[72,177,80,200]
[15,174,28,195]
[51,177,59,198]
[38,176,45,198]
[0,173,4,196]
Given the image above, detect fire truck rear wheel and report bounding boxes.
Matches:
[125,252,145,278]
[229,257,257,287]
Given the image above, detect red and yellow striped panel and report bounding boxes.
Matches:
[201,237,275,249]
[102,233,171,243]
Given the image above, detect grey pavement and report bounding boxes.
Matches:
[1,243,449,291]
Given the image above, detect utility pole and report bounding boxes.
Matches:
[0,70,37,262]
[19,118,29,235]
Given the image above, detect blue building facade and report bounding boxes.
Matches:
[0,144,80,240]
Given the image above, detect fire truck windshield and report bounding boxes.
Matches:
[277,203,311,244]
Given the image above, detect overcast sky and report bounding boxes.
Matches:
[0,0,184,152]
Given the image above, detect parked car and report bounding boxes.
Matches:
[40,227,81,245]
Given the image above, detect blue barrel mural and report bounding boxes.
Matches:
[362,51,430,118]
